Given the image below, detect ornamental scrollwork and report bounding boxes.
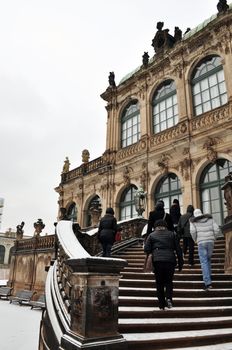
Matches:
[150,121,188,148]
[203,136,222,164]
[157,153,172,174]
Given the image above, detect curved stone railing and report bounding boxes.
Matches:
[39,221,128,350]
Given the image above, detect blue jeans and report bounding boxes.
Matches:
[198,241,214,286]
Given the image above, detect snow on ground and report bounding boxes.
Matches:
[0,299,42,350]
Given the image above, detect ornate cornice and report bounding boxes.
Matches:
[191,102,232,132]
[150,120,188,148]
[116,138,147,161]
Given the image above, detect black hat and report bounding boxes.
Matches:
[155,200,164,209]
[154,219,167,229]
[106,207,114,215]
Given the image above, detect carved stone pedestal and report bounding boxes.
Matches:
[221,175,232,275]
[60,257,128,350]
[222,220,232,274]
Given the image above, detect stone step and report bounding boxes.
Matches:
[119,296,232,307]
[119,306,232,319]
[119,278,232,289]
[119,287,232,298]
[122,328,232,350]
[119,316,232,333]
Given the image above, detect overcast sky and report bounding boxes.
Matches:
[0,0,218,235]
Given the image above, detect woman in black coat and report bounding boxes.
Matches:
[98,207,117,257]
[144,219,183,310]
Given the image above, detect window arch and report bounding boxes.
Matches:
[0,245,5,264]
[155,173,182,213]
[119,185,137,220]
[200,159,232,225]
[67,202,77,222]
[192,55,227,116]
[121,101,140,148]
[152,80,178,134]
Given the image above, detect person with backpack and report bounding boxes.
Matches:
[177,205,195,266]
[97,207,117,257]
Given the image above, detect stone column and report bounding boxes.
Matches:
[221,173,232,274]
[61,257,128,350]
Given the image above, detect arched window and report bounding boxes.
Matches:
[0,245,5,264]
[192,56,227,116]
[121,101,140,148]
[120,185,137,220]
[155,173,182,213]
[152,80,178,134]
[67,202,77,222]
[200,159,232,225]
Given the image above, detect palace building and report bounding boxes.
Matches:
[55,3,232,229]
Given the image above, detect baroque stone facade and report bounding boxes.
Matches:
[56,5,232,228]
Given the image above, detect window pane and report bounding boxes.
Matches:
[219,82,226,94]
[211,97,220,109]
[202,90,210,102]
[194,94,201,105]
[221,93,227,105]
[195,105,202,116]
[210,187,219,201]
[209,74,217,87]
[203,101,211,113]
[201,79,209,90]
[217,69,224,82]
[210,85,219,98]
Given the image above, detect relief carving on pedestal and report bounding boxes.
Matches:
[93,287,112,319]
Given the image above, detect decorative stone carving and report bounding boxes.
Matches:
[140,162,148,191]
[88,199,102,226]
[152,22,176,53]
[222,173,232,217]
[123,166,132,185]
[62,157,70,173]
[203,137,221,164]
[94,287,112,318]
[142,52,149,68]
[82,149,90,163]
[108,71,116,87]
[117,139,147,161]
[217,0,229,14]
[192,103,232,131]
[150,121,188,147]
[157,153,171,174]
[33,219,45,236]
[16,222,24,240]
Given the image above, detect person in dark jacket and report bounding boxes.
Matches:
[177,205,195,266]
[98,207,117,257]
[145,200,174,240]
[144,219,183,310]
[170,199,181,233]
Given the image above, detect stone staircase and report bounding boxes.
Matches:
[113,237,232,350]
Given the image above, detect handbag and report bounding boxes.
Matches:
[115,231,122,242]
[143,254,153,273]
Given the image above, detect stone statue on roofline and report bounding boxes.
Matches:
[217,0,229,13]
[108,71,116,87]
[16,221,24,240]
[82,149,90,163]
[151,21,180,53]
[34,218,45,236]
[62,157,70,173]
[142,52,149,68]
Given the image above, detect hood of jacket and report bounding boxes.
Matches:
[190,214,212,223]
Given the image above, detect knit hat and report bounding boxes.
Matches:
[194,208,202,217]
